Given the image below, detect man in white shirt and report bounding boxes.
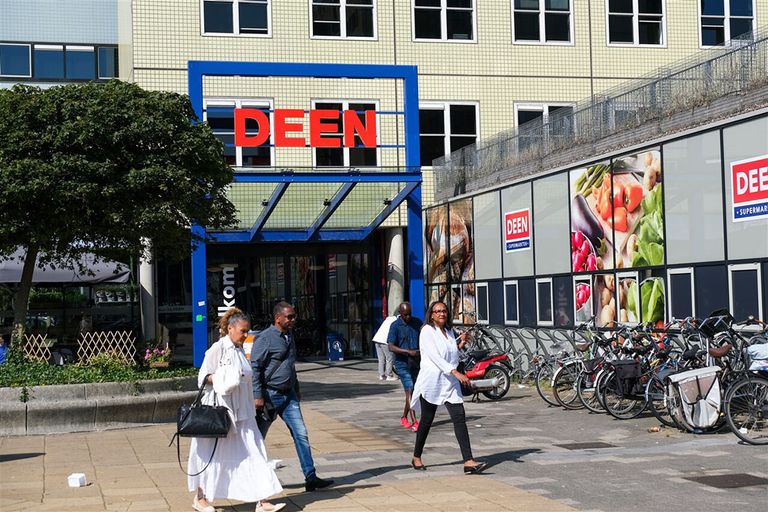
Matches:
[372,315,398,381]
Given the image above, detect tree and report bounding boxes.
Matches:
[0,82,236,343]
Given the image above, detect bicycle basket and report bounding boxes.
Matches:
[666,366,721,431]
[613,360,642,397]
[698,310,734,339]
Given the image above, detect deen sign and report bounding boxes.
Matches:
[235,108,376,148]
[731,154,768,222]
[505,208,531,252]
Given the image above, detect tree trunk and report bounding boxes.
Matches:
[11,244,39,345]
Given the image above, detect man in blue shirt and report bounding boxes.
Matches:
[387,302,422,432]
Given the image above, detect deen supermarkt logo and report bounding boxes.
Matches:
[504,208,531,252]
[731,155,768,222]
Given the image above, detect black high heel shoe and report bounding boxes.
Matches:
[463,461,487,475]
[411,459,427,471]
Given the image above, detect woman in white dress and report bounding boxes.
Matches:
[189,308,285,512]
[409,300,488,475]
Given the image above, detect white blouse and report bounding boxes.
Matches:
[410,324,463,411]
[197,336,255,424]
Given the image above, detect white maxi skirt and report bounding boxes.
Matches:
[187,416,283,503]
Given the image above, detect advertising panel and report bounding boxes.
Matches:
[570,161,614,271]
[730,154,768,222]
[448,199,475,324]
[424,206,449,283]
[504,208,531,252]
[593,273,616,328]
[639,276,666,326]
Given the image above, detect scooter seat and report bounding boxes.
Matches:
[469,349,491,360]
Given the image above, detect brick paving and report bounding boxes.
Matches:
[1,359,766,511]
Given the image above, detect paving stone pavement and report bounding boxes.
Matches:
[1,359,766,511]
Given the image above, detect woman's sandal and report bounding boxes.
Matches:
[411,458,427,471]
[463,461,488,475]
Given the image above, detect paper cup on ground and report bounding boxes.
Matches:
[67,473,86,487]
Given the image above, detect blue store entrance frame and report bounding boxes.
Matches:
[187,61,423,367]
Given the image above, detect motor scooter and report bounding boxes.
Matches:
[458,334,514,401]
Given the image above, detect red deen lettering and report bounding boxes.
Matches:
[234,108,377,148]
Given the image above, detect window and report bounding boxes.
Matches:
[98,47,118,78]
[0,43,31,77]
[65,46,96,80]
[312,100,379,168]
[512,0,572,44]
[414,0,475,42]
[700,0,754,47]
[515,103,574,149]
[202,0,271,36]
[476,283,489,324]
[728,263,762,322]
[607,0,665,46]
[419,102,478,167]
[504,280,520,325]
[536,278,553,326]
[668,268,695,320]
[204,99,273,167]
[311,0,375,38]
[33,45,64,79]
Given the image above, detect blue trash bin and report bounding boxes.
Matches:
[326,332,345,361]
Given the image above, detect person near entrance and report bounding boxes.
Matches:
[251,301,334,492]
[372,314,398,381]
[387,302,422,432]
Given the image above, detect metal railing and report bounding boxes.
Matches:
[433,29,768,201]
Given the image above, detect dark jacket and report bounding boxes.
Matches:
[251,325,298,400]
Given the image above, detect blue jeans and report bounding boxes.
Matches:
[259,388,316,481]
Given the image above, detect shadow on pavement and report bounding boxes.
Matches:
[0,452,45,463]
[300,381,398,401]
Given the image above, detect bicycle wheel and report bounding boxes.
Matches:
[644,374,675,427]
[535,363,558,406]
[553,360,583,410]
[481,363,511,400]
[725,376,768,445]
[602,371,646,420]
[576,370,605,413]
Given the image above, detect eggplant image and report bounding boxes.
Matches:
[571,194,604,246]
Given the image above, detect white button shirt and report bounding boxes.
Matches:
[410,324,464,412]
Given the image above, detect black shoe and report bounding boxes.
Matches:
[411,459,427,471]
[305,476,334,492]
[463,461,488,475]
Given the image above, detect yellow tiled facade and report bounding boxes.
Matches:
[128,0,768,219]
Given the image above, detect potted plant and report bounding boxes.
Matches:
[143,341,172,368]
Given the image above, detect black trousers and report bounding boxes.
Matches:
[413,395,473,462]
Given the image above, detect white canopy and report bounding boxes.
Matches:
[0,249,130,284]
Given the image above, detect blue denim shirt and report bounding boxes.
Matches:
[387,317,422,364]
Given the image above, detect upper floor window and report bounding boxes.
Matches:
[419,102,478,167]
[515,103,574,149]
[512,0,572,44]
[413,0,475,42]
[607,0,665,46]
[0,42,117,81]
[311,100,379,168]
[202,0,271,36]
[204,99,274,168]
[311,0,376,38]
[700,0,755,47]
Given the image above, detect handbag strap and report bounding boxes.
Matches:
[171,435,219,477]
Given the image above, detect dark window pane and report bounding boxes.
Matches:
[515,12,540,40]
[517,109,543,125]
[731,269,759,321]
[97,47,117,78]
[216,134,237,165]
[701,0,725,16]
[702,26,725,46]
[545,0,569,11]
[450,105,476,135]
[33,48,64,79]
[66,50,95,80]
[448,0,472,7]
[545,13,570,41]
[670,273,693,320]
[349,147,377,166]
[537,282,552,322]
[450,136,475,153]
[349,0,373,4]
[347,6,374,37]
[239,2,268,34]
[206,107,235,131]
[415,9,442,39]
[316,147,344,166]
[313,4,340,21]
[515,0,539,9]
[447,10,473,40]
[420,135,445,166]
[0,44,30,76]
[204,1,234,33]
[505,284,518,321]
[416,0,441,6]
[639,20,662,44]
[609,0,633,13]
[419,109,444,134]
[701,16,724,26]
[639,0,663,14]
[242,146,271,167]
[730,0,753,16]
[609,15,634,43]
[730,18,753,39]
[477,286,488,321]
[314,20,341,36]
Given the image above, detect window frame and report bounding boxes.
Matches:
[419,101,480,168]
[200,0,272,38]
[203,97,275,169]
[476,282,489,325]
[667,267,696,321]
[309,0,378,40]
[573,275,594,323]
[412,0,477,43]
[310,99,381,169]
[698,0,756,49]
[514,102,576,128]
[503,280,520,326]
[511,0,575,46]
[0,42,32,78]
[728,263,763,325]
[535,277,554,326]
[605,0,667,48]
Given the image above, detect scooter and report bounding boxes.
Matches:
[458,337,514,401]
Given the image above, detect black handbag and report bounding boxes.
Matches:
[169,381,231,476]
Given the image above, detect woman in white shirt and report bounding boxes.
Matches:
[410,301,488,475]
[188,308,285,512]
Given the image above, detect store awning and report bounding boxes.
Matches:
[0,249,130,284]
